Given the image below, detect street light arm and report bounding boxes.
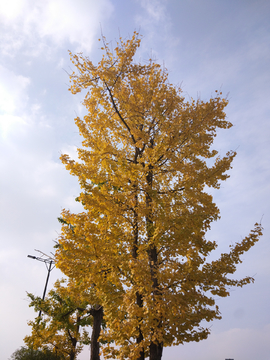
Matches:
[27,254,55,264]
[34,249,55,262]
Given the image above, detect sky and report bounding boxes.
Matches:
[0,0,269,359]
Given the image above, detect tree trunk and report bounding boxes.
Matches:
[133,188,145,360]
[70,350,76,360]
[68,329,77,360]
[146,166,163,360]
[90,306,103,360]
[149,341,163,360]
[136,292,145,360]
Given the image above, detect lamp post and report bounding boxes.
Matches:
[27,252,55,317]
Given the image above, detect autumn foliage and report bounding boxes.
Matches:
[55,32,262,360]
[24,280,91,360]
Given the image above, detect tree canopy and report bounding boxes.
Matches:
[55,32,262,360]
[24,280,91,360]
[9,346,62,360]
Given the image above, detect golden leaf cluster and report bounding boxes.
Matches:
[55,32,262,360]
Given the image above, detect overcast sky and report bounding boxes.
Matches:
[1,1,269,359]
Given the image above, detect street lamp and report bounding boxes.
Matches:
[27,251,55,317]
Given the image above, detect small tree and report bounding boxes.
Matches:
[24,280,91,360]
[56,32,262,360]
[9,346,62,360]
[56,217,104,360]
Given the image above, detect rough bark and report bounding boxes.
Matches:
[146,166,163,360]
[90,306,103,360]
[133,190,145,360]
[136,291,145,360]
[149,341,163,360]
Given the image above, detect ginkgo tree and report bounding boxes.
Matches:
[55,32,263,360]
[24,279,92,360]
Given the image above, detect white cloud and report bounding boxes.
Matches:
[135,0,169,38]
[0,0,28,20]
[212,326,270,359]
[133,0,180,70]
[0,114,27,139]
[0,0,114,56]
[138,0,167,21]
[0,65,30,113]
[164,325,270,360]
[0,65,31,139]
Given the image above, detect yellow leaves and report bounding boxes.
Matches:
[25,281,91,359]
[54,32,265,359]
